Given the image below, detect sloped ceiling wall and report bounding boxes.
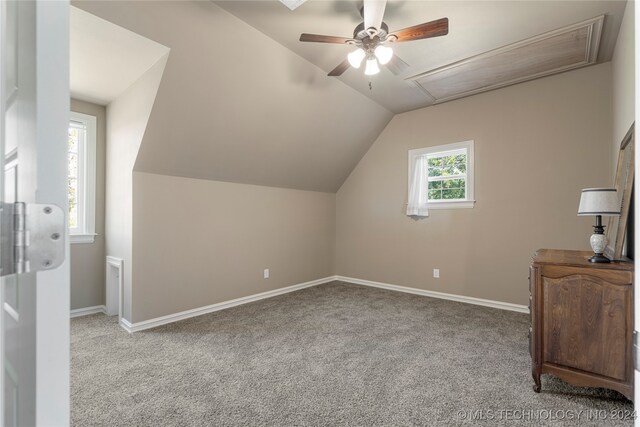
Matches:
[73,0,393,192]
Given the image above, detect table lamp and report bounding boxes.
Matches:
[577,188,621,263]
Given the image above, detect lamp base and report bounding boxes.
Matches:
[588,253,611,263]
[588,220,609,264]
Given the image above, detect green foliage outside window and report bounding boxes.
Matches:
[427,153,466,201]
[68,127,78,229]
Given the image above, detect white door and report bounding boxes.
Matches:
[0,1,70,426]
[635,0,640,417]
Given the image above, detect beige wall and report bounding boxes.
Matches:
[336,63,613,306]
[74,0,626,320]
[70,99,106,310]
[72,1,392,193]
[612,0,635,165]
[132,172,335,322]
[105,55,168,321]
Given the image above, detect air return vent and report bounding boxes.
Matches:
[407,15,604,105]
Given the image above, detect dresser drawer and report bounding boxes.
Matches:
[541,265,632,286]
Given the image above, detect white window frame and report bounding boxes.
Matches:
[69,111,97,243]
[408,140,475,209]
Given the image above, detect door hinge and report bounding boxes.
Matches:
[635,331,640,372]
[0,202,65,277]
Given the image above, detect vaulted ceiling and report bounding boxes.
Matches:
[71,0,627,193]
[216,0,627,113]
[70,7,169,105]
[72,0,393,192]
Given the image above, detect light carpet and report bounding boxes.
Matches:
[71,281,632,426]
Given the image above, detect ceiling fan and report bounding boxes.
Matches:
[297,0,449,77]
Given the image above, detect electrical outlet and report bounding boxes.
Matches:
[433,269,440,278]
[263,269,270,279]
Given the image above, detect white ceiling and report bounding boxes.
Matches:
[216,0,628,113]
[70,6,170,105]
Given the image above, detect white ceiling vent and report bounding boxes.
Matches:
[407,15,604,105]
[279,0,307,11]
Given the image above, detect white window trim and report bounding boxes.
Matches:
[69,111,97,244]
[408,140,475,210]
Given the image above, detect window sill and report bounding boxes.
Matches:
[70,233,97,244]
[427,200,475,210]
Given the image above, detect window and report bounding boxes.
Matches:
[68,111,97,243]
[408,140,475,209]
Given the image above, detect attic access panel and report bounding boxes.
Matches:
[407,16,604,104]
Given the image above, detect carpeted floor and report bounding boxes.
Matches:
[71,281,633,426]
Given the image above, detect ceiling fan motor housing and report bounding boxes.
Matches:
[353,21,389,41]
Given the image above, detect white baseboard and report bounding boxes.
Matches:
[119,317,134,332]
[118,274,527,333]
[335,276,529,313]
[119,276,337,333]
[70,305,107,318]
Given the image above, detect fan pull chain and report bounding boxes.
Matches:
[369,81,373,90]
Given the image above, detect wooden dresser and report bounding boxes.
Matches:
[529,249,634,400]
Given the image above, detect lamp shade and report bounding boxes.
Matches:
[347,48,366,68]
[364,58,380,75]
[374,45,393,65]
[577,188,621,216]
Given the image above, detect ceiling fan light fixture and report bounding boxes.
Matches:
[364,58,380,75]
[298,1,450,79]
[374,45,393,65]
[347,48,366,68]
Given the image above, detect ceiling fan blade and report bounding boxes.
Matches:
[390,17,449,42]
[328,59,350,77]
[386,54,410,76]
[299,34,352,44]
[363,0,387,33]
